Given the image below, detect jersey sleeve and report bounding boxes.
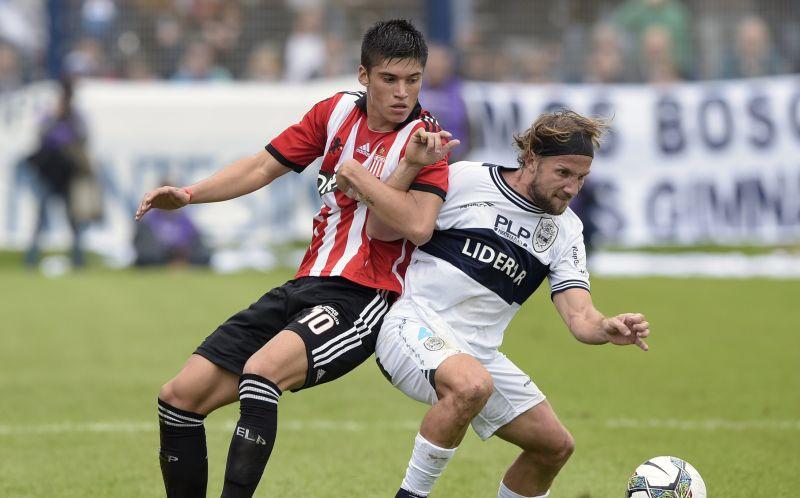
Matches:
[265,94,339,173]
[547,228,591,298]
[402,119,449,201]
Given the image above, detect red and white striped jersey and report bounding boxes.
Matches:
[266,91,449,295]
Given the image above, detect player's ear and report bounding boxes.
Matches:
[358,66,369,87]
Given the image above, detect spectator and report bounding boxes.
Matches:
[723,14,786,78]
[133,193,211,267]
[25,78,101,269]
[613,0,693,79]
[584,24,627,84]
[152,13,185,78]
[64,37,112,77]
[172,39,231,81]
[639,25,682,84]
[81,0,117,41]
[0,41,22,92]
[245,41,282,81]
[121,53,156,80]
[283,7,326,81]
[201,2,243,75]
[517,41,563,83]
[419,43,470,161]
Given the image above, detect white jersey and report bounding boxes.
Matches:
[386,161,590,357]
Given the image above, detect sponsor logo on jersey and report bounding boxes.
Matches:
[457,201,495,209]
[315,369,326,383]
[533,218,558,252]
[461,238,527,285]
[356,142,371,156]
[494,214,533,250]
[317,171,337,196]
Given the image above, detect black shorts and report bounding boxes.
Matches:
[195,276,394,390]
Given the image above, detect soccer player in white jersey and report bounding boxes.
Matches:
[336,110,650,498]
[135,20,458,498]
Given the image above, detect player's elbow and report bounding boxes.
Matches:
[407,224,434,246]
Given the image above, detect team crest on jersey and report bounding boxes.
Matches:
[533,217,558,252]
[423,337,444,351]
[368,145,387,177]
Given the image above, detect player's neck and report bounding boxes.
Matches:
[365,108,396,132]
[500,168,535,203]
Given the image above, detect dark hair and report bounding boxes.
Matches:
[361,19,428,71]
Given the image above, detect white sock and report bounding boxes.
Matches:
[498,481,550,498]
[400,433,457,497]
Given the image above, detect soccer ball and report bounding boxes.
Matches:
[626,456,706,498]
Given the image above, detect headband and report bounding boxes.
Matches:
[533,132,595,158]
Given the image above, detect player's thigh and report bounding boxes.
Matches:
[470,352,547,441]
[280,290,392,391]
[493,400,573,455]
[159,354,240,415]
[243,329,308,391]
[375,313,464,405]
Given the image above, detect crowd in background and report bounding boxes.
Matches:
[1,0,799,94]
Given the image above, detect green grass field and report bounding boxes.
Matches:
[1,268,798,497]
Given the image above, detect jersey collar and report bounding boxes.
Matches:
[355,94,423,131]
[487,164,545,214]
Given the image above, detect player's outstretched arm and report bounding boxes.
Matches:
[135,149,291,220]
[552,288,650,351]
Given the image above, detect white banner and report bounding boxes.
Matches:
[1,75,799,261]
[464,76,800,246]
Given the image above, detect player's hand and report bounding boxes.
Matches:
[135,186,191,220]
[335,159,364,199]
[602,313,650,351]
[404,128,461,168]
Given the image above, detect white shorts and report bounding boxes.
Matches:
[375,311,546,440]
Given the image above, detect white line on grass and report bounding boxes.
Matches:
[0,418,797,436]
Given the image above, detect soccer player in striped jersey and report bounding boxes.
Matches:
[337,110,650,498]
[135,20,459,498]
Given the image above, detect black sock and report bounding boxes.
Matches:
[157,398,208,498]
[221,374,282,498]
[396,489,427,498]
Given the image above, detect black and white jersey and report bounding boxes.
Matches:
[386,161,590,357]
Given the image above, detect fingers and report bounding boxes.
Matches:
[135,194,152,220]
[426,131,436,156]
[442,138,461,156]
[635,337,649,351]
[607,316,631,337]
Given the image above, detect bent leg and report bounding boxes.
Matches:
[158,354,240,498]
[421,353,494,448]
[494,401,575,497]
[398,353,493,498]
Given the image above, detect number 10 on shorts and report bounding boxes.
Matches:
[297,306,340,335]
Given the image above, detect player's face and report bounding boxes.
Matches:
[527,155,592,215]
[359,58,423,131]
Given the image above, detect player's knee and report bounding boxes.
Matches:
[556,430,575,464]
[540,428,574,467]
[158,380,201,413]
[242,355,302,390]
[447,371,494,413]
